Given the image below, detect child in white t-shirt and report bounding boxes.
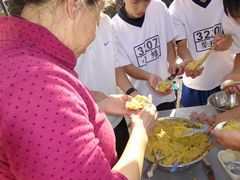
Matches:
[112,0,184,111]
[187,0,240,152]
[75,13,135,158]
[169,0,234,107]
[220,0,240,96]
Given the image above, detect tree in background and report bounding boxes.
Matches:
[4,0,23,15]
[0,0,9,16]
[0,6,3,16]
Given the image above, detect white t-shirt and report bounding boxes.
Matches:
[112,0,176,106]
[169,0,234,90]
[75,14,122,128]
[222,14,240,54]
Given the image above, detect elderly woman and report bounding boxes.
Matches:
[0,0,157,179]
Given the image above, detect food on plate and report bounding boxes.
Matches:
[125,94,152,110]
[155,80,172,93]
[145,119,210,165]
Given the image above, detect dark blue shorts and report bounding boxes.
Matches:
[180,83,221,107]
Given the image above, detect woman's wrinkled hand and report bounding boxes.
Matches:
[130,103,158,136]
[97,94,137,116]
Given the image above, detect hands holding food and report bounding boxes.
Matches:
[212,120,240,151]
[147,74,174,96]
[185,60,204,79]
[155,80,173,95]
[221,79,240,96]
[189,112,240,151]
[147,73,162,91]
[125,94,152,110]
[125,94,158,136]
[185,50,212,79]
[98,94,136,116]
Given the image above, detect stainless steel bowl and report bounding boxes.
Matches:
[157,151,209,172]
[145,117,211,172]
[207,91,240,112]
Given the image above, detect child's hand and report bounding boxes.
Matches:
[222,72,240,95]
[213,34,233,51]
[184,61,204,79]
[211,130,240,151]
[168,63,185,77]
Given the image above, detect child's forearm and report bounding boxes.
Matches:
[167,41,177,66]
[177,40,193,63]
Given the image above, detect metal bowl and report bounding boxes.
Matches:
[145,117,211,172]
[157,151,209,172]
[207,91,240,112]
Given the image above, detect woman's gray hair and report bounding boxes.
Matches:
[5,0,104,15]
[0,0,10,15]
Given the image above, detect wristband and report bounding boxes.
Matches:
[126,87,137,95]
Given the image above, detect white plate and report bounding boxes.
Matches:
[218,149,240,180]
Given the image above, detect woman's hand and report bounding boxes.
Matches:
[211,130,240,151]
[130,104,157,136]
[213,34,232,51]
[97,94,138,116]
[90,91,107,102]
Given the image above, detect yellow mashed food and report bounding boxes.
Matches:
[223,120,240,130]
[187,61,202,71]
[125,95,151,110]
[187,51,211,71]
[145,119,210,165]
[155,80,172,93]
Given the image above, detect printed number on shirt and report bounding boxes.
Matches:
[134,35,161,67]
[193,23,222,52]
